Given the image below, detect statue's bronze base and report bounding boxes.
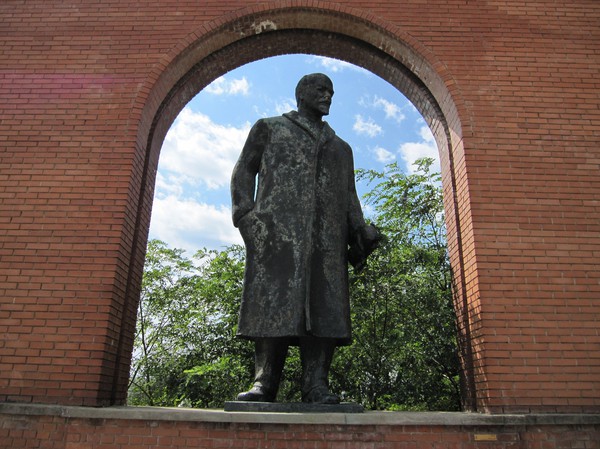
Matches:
[224,401,364,413]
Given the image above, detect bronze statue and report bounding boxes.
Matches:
[231,73,381,404]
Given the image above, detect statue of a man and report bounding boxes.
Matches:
[231,73,381,404]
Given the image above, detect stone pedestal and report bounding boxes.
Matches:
[224,401,364,413]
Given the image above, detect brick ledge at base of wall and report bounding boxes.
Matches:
[1,402,599,427]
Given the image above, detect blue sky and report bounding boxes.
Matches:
[148,55,440,254]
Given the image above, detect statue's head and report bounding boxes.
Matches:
[295,73,334,119]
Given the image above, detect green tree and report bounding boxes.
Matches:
[330,158,461,410]
[178,246,254,408]
[128,240,253,408]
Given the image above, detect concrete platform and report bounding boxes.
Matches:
[2,402,599,426]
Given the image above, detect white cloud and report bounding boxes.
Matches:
[372,146,396,163]
[398,126,440,174]
[361,202,376,220]
[149,195,243,254]
[373,97,405,124]
[275,98,296,115]
[150,108,251,253]
[359,95,406,124]
[154,171,185,199]
[309,56,352,73]
[307,56,370,74]
[205,76,250,96]
[353,115,382,137]
[160,107,250,190]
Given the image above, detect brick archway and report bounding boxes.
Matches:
[2,0,598,417]
[116,5,476,409]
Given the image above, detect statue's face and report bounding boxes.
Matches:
[300,76,334,118]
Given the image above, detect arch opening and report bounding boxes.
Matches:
[116,9,475,410]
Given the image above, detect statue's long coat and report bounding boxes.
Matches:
[231,111,366,345]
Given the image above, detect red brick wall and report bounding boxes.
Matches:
[1,0,599,414]
[1,406,599,449]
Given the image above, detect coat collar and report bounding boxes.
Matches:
[283,111,336,143]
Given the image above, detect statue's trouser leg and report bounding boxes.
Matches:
[237,337,288,402]
[254,337,288,397]
[300,337,340,404]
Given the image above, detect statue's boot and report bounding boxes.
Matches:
[300,338,340,404]
[237,338,288,402]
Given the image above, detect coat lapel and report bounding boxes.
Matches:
[282,111,336,146]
